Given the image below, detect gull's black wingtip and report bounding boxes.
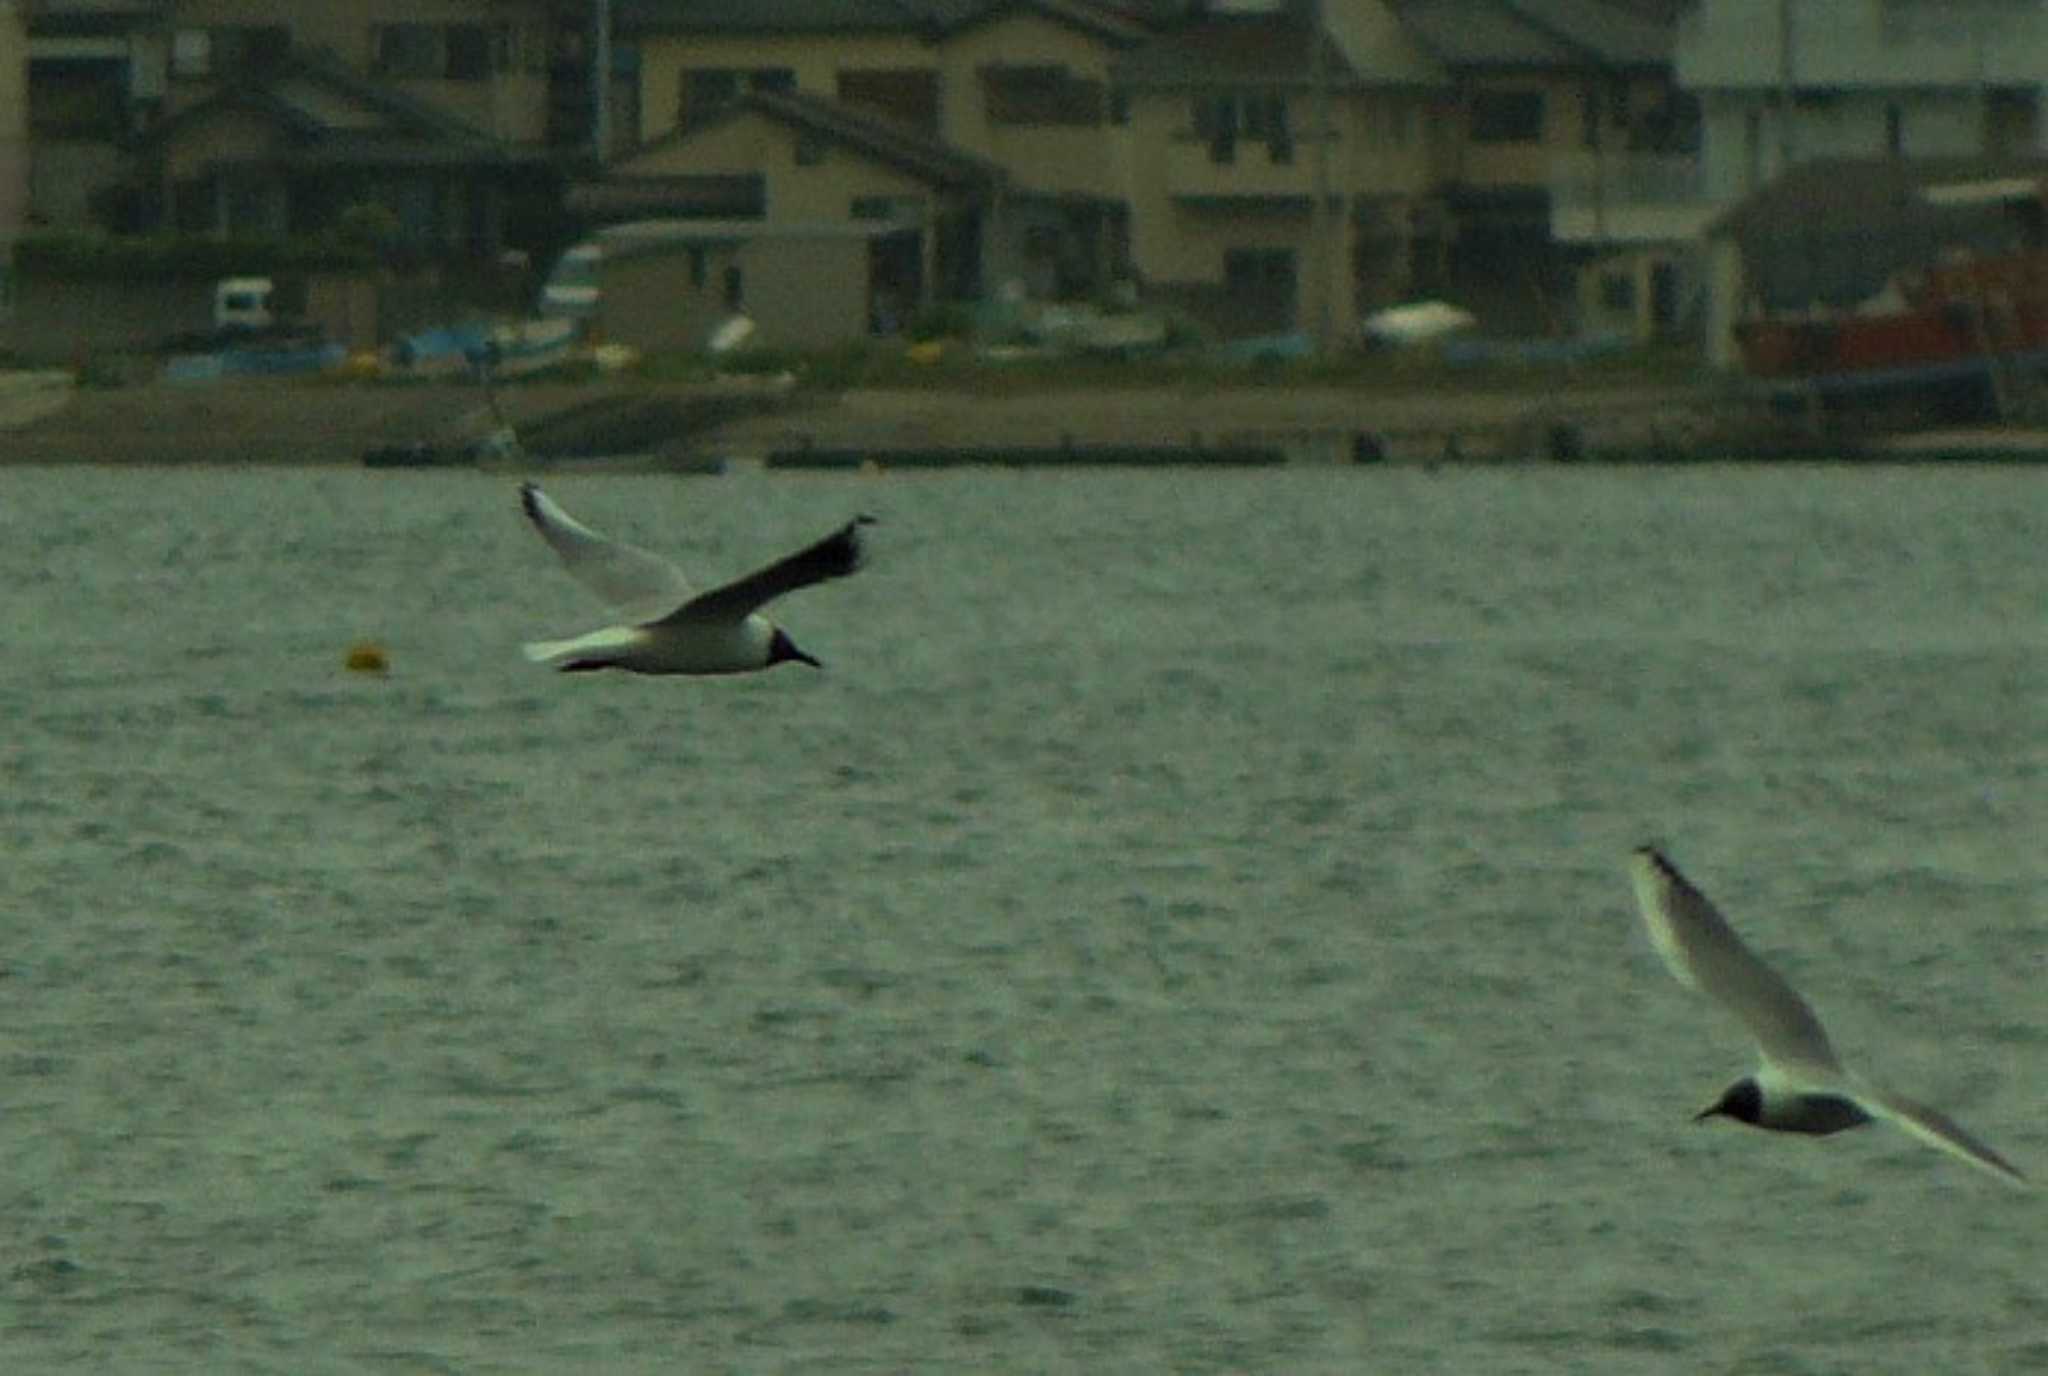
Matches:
[518,481,544,523]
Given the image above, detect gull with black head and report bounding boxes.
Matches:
[517,482,874,675]
[1629,845,2027,1187]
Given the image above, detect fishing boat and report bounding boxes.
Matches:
[1734,252,2048,394]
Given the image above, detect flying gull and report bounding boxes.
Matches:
[1629,845,2027,1187]
[518,482,873,675]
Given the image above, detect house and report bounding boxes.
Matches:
[579,217,931,353]
[1392,0,1696,338]
[1699,155,2048,371]
[130,45,551,252]
[2,0,26,254]
[1113,1,1445,343]
[609,0,1144,311]
[1679,0,2048,363]
[1679,0,2048,206]
[570,87,1004,344]
[20,0,604,247]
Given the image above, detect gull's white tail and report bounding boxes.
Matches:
[522,625,645,672]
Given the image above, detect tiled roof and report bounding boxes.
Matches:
[1394,0,1671,68]
[638,88,1004,191]
[1712,156,2048,242]
[1115,12,1442,89]
[136,47,543,167]
[1712,156,2048,310]
[617,0,1141,43]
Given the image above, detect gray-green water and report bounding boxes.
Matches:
[2,464,2042,1373]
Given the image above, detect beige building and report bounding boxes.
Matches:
[1,0,26,253]
[21,0,595,245]
[1115,2,1446,343]
[1394,0,1696,341]
[573,87,1003,341]
[615,0,1142,307]
[586,218,915,354]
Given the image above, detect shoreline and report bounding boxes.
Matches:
[6,372,2042,467]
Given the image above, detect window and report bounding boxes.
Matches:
[28,57,128,136]
[1599,272,1635,313]
[1194,92,1291,163]
[680,68,740,128]
[1224,247,1295,296]
[373,24,496,80]
[852,195,920,220]
[1470,90,1544,144]
[171,29,212,78]
[750,68,796,94]
[982,65,1104,127]
[374,25,441,79]
[445,25,489,81]
[837,69,940,133]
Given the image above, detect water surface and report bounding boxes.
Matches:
[1,463,2042,1372]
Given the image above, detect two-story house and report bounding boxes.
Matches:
[1680,0,2046,207]
[595,0,1144,336]
[1392,0,1693,338]
[1679,0,2048,365]
[1113,0,1445,343]
[22,0,605,252]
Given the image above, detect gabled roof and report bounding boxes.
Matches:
[626,88,1004,192]
[1394,0,1672,69]
[1710,156,2048,311]
[617,0,1142,44]
[136,46,543,167]
[1116,11,1444,90]
[1711,156,2048,243]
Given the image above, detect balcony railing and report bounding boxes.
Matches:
[1550,153,1718,243]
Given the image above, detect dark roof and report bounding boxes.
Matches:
[1712,156,2048,310]
[629,88,1004,192]
[136,47,544,168]
[1393,0,1671,68]
[1115,11,1441,89]
[615,0,934,35]
[1713,157,2048,241]
[617,0,1141,43]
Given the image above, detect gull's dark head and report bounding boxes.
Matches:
[767,627,821,670]
[1696,1078,1763,1126]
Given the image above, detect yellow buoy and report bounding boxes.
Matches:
[345,641,391,675]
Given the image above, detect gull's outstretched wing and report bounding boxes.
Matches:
[663,515,875,626]
[520,483,695,624]
[1856,1081,2029,1188]
[1630,846,1846,1078]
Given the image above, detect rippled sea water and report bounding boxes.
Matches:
[1,462,2043,1373]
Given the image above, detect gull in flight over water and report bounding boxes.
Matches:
[1629,845,2027,1187]
[517,482,874,675]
